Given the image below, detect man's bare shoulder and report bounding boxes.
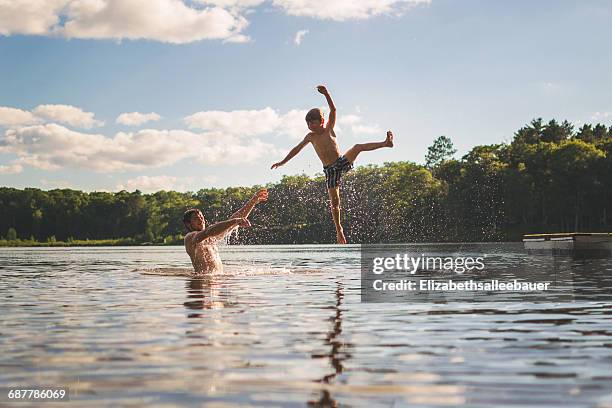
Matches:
[184,231,197,246]
[185,230,219,247]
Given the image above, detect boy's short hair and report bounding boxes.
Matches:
[305,108,323,123]
[183,208,199,231]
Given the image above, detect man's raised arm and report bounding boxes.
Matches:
[193,218,250,243]
[317,85,336,130]
[271,135,311,169]
[230,189,268,219]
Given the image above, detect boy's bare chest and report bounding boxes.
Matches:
[311,131,337,149]
[310,132,341,165]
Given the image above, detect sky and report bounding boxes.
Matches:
[0,0,611,193]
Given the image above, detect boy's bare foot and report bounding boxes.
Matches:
[336,228,347,244]
[385,130,394,147]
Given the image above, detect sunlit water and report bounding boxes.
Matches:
[1,244,611,407]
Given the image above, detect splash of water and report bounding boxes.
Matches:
[218,225,240,246]
[136,264,322,277]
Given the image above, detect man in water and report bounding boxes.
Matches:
[183,189,268,273]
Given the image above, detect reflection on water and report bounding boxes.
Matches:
[308,281,351,407]
[0,244,611,407]
[184,277,232,313]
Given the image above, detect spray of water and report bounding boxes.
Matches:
[136,264,322,277]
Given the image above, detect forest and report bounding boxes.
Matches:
[1,118,610,246]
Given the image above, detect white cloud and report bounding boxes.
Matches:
[116,112,162,126]
[0,162,23,174]
[337,114,381,135]
[0,0,67,36]
[0,0,250,43]
[185,107,280,136]
[185,106,309,139]
[63,0,250,43]
[184,106,379,139]
[33,104,104,128]
[591,111,611,121]
[0,106,40,126]
[198,0,265,7]
[1,104,103,129]
[185,107,312,139]
[223,33,251,43]
[277,108,309,139]
[0,0,428,43]
[293,29,308,45]
[0,105,375,176]
[116,175,197,192]
[271,0,430,21]
[1,123,277,172]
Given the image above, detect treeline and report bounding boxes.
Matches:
[1,118,610,245]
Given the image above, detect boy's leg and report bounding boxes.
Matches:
[327,186,347,244]
[344,130,394,164]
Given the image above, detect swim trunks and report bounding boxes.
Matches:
[323,155,353,188]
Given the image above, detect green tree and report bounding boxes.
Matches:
[513,118,544,145]
[549,140,605,231]
[382,162,446,242]
[541,119,573,143]
[7,227,17,241]
[425,136,456,169]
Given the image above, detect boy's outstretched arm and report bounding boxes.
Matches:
[317,85,336,130]
[230,189,268,219]
[271,135,311,169]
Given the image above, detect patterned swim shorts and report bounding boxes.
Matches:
[323,155,354,188]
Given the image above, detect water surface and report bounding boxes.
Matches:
[1,244,611,407]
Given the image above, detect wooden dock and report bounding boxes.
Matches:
[523,233,612,254]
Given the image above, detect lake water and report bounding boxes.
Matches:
[1,244,611,407]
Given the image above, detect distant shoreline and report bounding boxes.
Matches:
[0,239,522,248]
[0,239,181,247]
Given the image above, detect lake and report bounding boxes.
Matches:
[1,244,611,407]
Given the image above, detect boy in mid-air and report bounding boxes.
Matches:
[271,85,394,244]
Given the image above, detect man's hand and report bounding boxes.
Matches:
[236,217,251,228]
[271,162,284,170]
[316,85,328,95]
[251,188,268,204]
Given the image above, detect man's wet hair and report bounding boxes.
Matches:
[305,108,323,123]
[183,208,199,231]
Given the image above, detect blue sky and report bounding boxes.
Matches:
[1,0,611,192]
